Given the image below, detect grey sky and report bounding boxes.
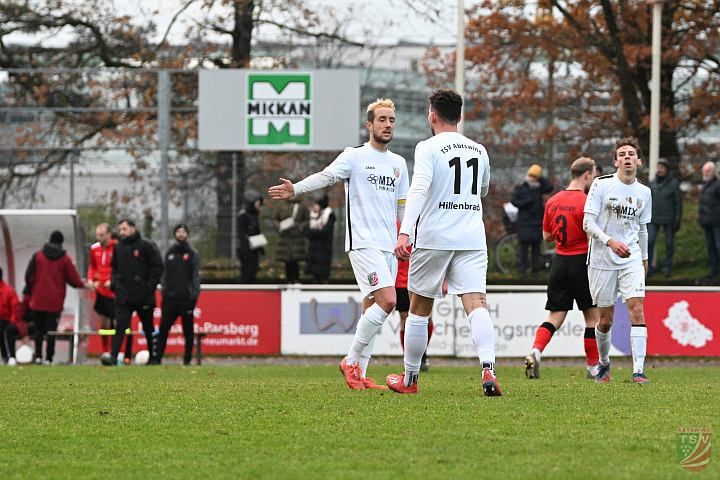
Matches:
[8,0,468,47]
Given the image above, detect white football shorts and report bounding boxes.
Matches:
[588,262,645,307]
[348,248,398,298]
[408,248,488,299]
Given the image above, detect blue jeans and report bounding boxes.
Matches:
[648,223,675,272]
[702,225,720,277]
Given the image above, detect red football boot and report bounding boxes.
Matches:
[339,357,366,390]
[386,372,418,394]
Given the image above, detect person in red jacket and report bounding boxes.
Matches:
[0,267,28,366]
[24,230,85,365]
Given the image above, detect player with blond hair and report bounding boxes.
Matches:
[269,99,409,390]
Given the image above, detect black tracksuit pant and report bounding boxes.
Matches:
[33,311,60,362]
[111,302,156,362]
[157,299,195,364]
[0,319,20,361]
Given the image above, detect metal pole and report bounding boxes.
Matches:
[455,0,465,134]
[69,151,75,209]
[158,70,171,253]
[231,152,238,261]
[649,0,663,181]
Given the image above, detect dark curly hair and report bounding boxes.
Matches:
[429,89,462,124]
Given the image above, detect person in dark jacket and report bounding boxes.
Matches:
[237,195,264,283]
[699,161,720,280]
[305,195,335,283]
[156,224,201,365]
[24,231,85,364]
[648,158,683,276]
[511,164,554,274]
[110,219,163,365]
[274,198,309,283]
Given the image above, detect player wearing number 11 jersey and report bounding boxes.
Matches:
[525,157,600,380]
[388,89,501,396]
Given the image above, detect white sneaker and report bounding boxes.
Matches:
[8,357,17,366]
[525,349,541,379]
[34,357,42,365]
[43,360,52,366]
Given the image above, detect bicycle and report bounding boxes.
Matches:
[493,216,555,274]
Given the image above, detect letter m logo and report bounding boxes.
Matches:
[247,73,312,146]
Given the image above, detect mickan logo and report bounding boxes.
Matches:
[247,73,311,146]
[367,272,379,286]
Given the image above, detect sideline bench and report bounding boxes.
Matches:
[47,330,211,365]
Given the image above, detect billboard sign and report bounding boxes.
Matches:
[199,69,359,151]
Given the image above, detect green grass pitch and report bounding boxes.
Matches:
[1,363,718,479]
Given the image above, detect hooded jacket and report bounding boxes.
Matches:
[25,243,85,313]
[111,231,163,305]
[161,240,201,302]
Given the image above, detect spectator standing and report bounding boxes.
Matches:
[110,219,163,365]
[648,158,683,276]
[24,231,85,364]
[511,164,554,274]
[699,161,720,280]
[274,198,309,283]
[237,195,264,283]
[0,267,27,366]
[157,224,201,365]
[304,195,335,283]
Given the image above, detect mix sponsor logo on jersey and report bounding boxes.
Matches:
[366,173,397,192]
[246,72,311,145]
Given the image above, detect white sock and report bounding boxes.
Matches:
[469,308,495,366]
[630,325,647,374]
[531,347,541,359]
[358,334,377,378]
[347,304,389,364]
[595,327,611,365]
[404,313,429,386]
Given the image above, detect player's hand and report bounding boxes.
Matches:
[442,279,448,297]
[103,280,111,288]
[86,280,95,290]
[394,233,411,261]
[607,239,631,258]
[267,178,294,200]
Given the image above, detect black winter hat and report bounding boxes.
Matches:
[49,230,64,244]
[174,223,189,235]
[316,195,329,210]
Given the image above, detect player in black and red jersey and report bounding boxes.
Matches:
[525,157,600,379]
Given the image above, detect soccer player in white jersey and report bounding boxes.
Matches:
[583,137,652,384]
[389,89,501,396]
[268,99,409,390]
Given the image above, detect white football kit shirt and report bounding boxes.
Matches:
[294,143,409,253]
[584,173,652,270]
[400,131,491,250]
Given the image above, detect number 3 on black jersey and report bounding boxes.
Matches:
[448,157,479,194]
